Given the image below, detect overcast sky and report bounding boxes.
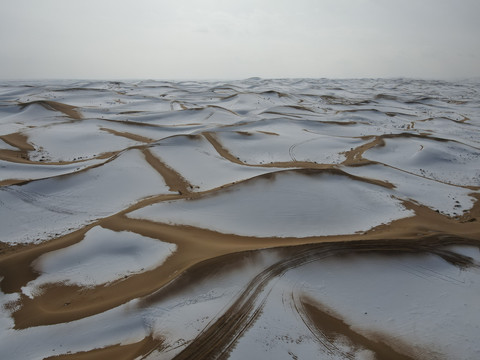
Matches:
[1,0,479,80]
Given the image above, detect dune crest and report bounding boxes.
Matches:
[19,100,83,120]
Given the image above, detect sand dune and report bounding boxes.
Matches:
[19,100,83,120]
[0,78,479,360]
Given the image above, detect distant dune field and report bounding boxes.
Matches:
[0,78,479,360]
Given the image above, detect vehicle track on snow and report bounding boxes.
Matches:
[172,239,476,360]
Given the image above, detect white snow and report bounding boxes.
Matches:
[1,79,479,360]
[229,275,376,360]
[213,125,367,165]
[0,250,282,360]
[22,226,176,296]
[23,120,142,162]
[129,171,414,237]
[2,246,472,360]
[0,150,172,244]
[285,248,480,360]
[342,164,477,217]
[0,299,148,360]
[364,137,480,187]
[0,103,63,136]
[148,135,286,191]
[0,158,105,183]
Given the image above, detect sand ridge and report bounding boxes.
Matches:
[19,100,83,120]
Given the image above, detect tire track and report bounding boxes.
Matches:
[290,291,348,358]
[172,239,476,360]
[172,245,322,360]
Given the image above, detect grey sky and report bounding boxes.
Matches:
[1,0,479,80]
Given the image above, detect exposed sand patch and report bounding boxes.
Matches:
[100,127,155,143]
[43,336,163,360]
[300,298,414,360]
[0,133,35,152]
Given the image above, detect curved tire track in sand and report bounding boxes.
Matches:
[172,238,476,360]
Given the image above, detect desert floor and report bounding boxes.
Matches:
[0,78,479,359]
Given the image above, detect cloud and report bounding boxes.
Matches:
[0,0,479,79]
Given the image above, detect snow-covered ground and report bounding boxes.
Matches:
[147,135,287,191]
[129,170,413,237]
[1,245,478,360]
[0,79,479,360]
[22,226,176,297]
[0,150,172,244]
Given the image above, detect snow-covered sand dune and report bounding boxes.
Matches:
[0,79,479,359]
